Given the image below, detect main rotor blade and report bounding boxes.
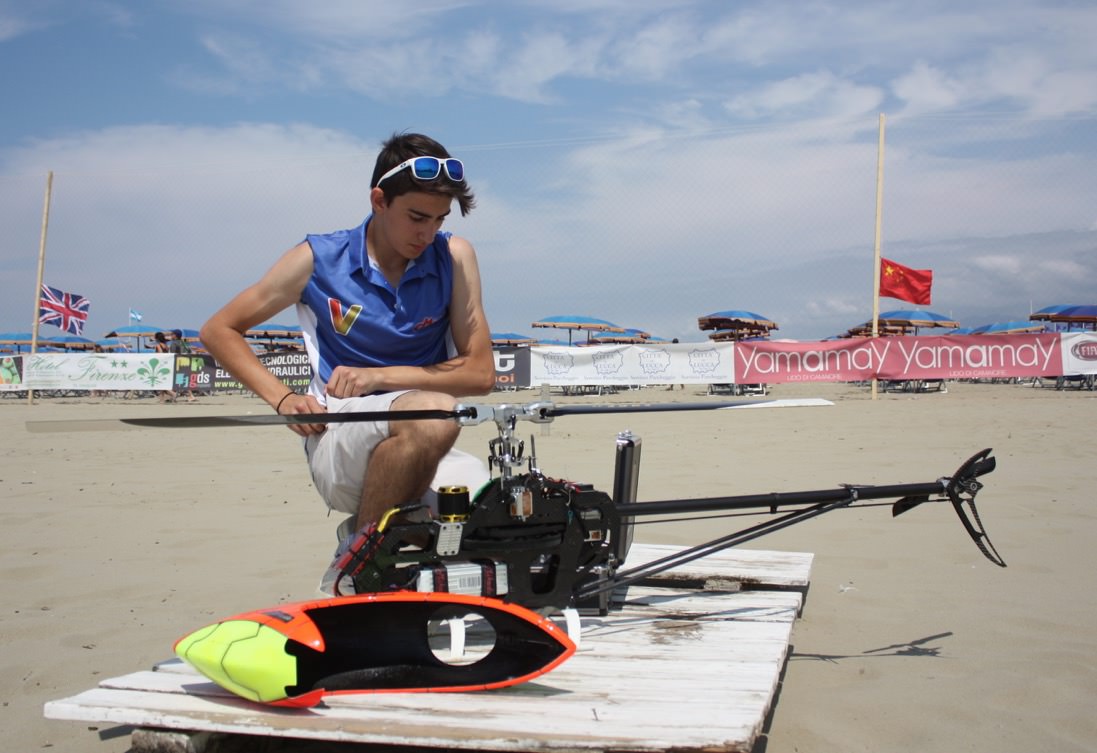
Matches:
[543,397,832,418]
[25,408,469,433]
[25,396,832,433]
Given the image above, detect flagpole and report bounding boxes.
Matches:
[28,170,54,405]
[870,114,886,401]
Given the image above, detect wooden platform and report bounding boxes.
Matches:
[44,544,813,753]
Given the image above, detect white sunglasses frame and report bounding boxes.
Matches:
[375,156,464,186]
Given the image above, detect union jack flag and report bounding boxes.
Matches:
[39,284,91,335]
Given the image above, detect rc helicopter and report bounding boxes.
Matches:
[30,396,1005,706]
[323,398,1004,615]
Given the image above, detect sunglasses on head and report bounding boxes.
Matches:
[376,155,464,186]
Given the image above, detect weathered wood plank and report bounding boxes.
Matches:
[624,544,813,588]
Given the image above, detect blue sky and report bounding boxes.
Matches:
[1,0,1095,342]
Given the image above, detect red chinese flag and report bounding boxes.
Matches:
[879,257,932,305]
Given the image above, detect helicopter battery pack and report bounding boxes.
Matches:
[415,561,510,598]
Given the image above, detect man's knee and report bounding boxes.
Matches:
[392,392,460,450]
[413,415,460,454]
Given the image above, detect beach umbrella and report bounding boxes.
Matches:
[843,311,952,338]
[697,310,777,330]
[95,337,129,351]
[245,322,303,350]
[43,334,97,350]
[246,322,302,338]
[103,324,170,352]
[535,338,573,347]
[0,331,39,353]
[1045,305,1097,329]
[970,321,1046,335]
[699,311,778,342]
[1028,304,1081,321]
[105,324,169,337]
[588,328,652,345]
[588,334,645,345]
[840,320,917,338]
[246,322,303,349]
[0,331,36,345]
[491,331,537,346]
[531,315,625,345]
[706,329,775,342]
[876,309,959,331]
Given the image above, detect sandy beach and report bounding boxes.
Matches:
[3,380,1096,752]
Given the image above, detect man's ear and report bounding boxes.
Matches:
[369,187,388,213]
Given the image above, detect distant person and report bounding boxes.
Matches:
[153,332,176,403]
[169,329,196,402]
[201,132,495,593]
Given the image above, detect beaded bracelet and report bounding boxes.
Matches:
[275,390,296,414]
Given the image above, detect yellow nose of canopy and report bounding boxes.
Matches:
[175,619,298,703]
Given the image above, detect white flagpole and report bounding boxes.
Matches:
[870,114,886,400]
[28,170,54,405]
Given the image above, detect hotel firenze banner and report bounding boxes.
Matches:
[22,352,176,391]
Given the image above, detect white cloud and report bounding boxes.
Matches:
[491,32,600,103]
[971,254,1025,277]
[724,70,883,120]
[892,62,967,114]
[0,13,36,41]
[181,0,474,41]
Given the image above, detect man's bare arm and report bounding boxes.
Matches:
[200,243,321,417]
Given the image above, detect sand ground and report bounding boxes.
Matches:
[2,380,1095,752]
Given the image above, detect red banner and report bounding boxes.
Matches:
[735,334,1063,383]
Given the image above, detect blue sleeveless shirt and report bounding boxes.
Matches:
[297,216,454,401]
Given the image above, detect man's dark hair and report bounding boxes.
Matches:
[370,132,476,216]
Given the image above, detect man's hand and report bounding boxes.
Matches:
[279,392,327,436]
[325,365,381,399]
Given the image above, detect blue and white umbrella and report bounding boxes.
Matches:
[531,315,625,344]
[1046,305,1097,328]
[970,321,1046,335]
[491,331,537,346]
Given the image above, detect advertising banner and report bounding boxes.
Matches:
[212,350,313,393]
[493,347,530,390]
[22,352,176,392]
[1060,333,1097,376]
[172,354,216,393]
[0,354,23,391]
[530,342,735,386]
[734,334,1063,383]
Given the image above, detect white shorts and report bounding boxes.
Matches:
[304,393,490,516]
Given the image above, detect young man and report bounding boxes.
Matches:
[201,133,496,588]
